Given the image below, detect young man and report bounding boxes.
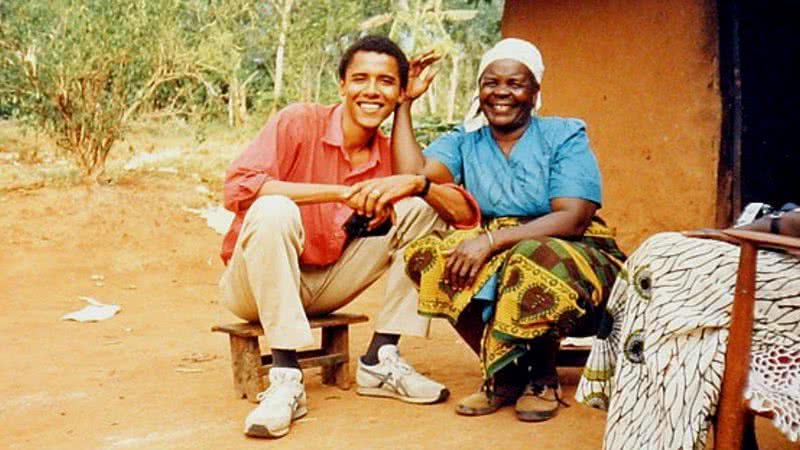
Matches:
[219,36,478,438]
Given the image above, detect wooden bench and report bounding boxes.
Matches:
[212,313,369,402]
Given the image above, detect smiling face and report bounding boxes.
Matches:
[339,51,403,131]
[478,59,539,134]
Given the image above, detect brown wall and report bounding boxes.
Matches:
[502,0,721,252]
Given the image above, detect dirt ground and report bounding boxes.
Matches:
[0,173,791,449]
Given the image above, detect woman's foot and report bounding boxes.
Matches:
[455,389,515,416]
[515,383,562,422]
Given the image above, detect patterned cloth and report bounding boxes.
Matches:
[576,232,800,449]
[405,218,625,378]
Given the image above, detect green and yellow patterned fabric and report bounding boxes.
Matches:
[405,218,625,378]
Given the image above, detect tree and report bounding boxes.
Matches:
[281,0,389,106]
[268,0,296,113]
[183,0,271,127]
[0,0,197,181]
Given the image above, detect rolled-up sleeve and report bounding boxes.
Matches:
[444,183,482,229]
[223,109,298,214]
[423,128,481,228]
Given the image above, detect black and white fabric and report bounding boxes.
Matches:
[576,232,800,449]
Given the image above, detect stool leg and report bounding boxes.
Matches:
[229,335,265,402]
[321,325,351,390]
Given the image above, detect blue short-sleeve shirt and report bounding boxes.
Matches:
[423,116,602,219]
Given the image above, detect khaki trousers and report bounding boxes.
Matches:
[219,195,446,350]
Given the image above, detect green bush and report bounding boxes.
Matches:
[0,0,194,181]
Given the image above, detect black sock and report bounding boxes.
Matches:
[272,349,300,369]
[360,332,400,365]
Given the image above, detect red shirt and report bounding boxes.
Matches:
[222,102,481,266]
[222,103,395,266]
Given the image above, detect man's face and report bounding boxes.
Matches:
[478,59,538,133]
[339,51,403,131]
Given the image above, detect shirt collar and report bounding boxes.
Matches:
[322,104,344,147]
[322,103,389,155]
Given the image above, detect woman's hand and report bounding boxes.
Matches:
[404,50,441,102]
[444,233,494,291]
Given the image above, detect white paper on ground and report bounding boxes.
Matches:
[182,205,234,235]
[61,296,121,322]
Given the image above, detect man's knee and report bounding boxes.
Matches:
[244,195,302,233]
[394,197,438,223]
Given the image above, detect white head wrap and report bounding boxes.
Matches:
[463,38,545,132]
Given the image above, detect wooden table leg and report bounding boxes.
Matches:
[229,335,266,402]
[322,325,351,390]
[715,240,757,449]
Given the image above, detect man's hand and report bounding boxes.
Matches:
[341,185,396,231]
[346,175,425,218]
[443,234,494,291]
[404,50,441,102]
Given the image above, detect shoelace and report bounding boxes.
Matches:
[526,384,571,408]
[256,386,277,403]
[384,351,415,375]
[255,377,299,403]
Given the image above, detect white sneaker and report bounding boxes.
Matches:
[244,367,307,438]
[356,345,449,404]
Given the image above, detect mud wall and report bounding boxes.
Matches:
[502,0,721,251]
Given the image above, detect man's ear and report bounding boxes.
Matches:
[338,79,345,99]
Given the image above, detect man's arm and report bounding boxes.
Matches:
[257,180,394,226]
[346,166,479,228]
[391,101,426,174]
[375,52,478,225]
[257,180,349,205]
[376,103,480,225]
[391,50,440,175]
[739,210,800,237]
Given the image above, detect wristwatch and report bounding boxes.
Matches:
[415,175,432,198]
[770,212,783,234]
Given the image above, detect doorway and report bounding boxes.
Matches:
[718,0,800,223]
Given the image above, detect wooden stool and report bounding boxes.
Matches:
[212,313,369,402]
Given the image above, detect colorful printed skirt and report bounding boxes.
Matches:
[405,217,625,378]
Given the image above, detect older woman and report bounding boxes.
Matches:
[390,38,626,422]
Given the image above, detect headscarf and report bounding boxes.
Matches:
[463,38,545,132]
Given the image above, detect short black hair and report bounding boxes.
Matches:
[338,35,409,89]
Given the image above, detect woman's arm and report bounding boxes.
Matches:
[739,210,800,237]
[490,198,597,251]
[391,101,426,174]
[444,198,597,290]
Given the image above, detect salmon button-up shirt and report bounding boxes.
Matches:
[221,103,394,266]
